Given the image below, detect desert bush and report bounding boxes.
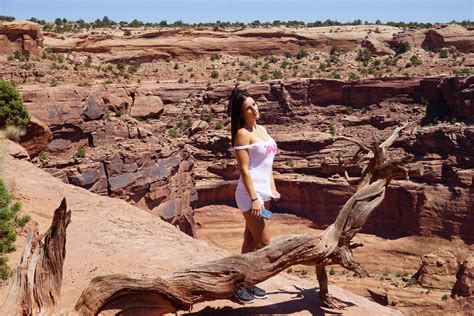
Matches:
[211,70,219,78]
[439,49,448,58]
[280,60,290,69]
[260,73,270,81]
[0,178,31,280]
[356,48,372,65]
[395,41,411,55]
[296,47,309,59]
[410,55,422,66]
[123,29,131,36]
[2,125,21,142]
[0,79,30,128]
[272,70,284,79]
[210,53,221,61]
[329,71,341,79]
[74,145,86,158]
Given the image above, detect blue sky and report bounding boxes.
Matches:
[2,0,473,23]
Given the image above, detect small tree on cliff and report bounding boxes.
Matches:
[0,79,30,129]
[0,178,31,280]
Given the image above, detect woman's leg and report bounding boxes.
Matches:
[241,224,253,254]
[242,201,271,253]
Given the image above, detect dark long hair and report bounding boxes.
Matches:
[228,88,249,147]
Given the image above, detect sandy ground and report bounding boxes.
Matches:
[194,204,472,315]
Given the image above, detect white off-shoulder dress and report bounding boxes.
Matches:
[233,126,278,212]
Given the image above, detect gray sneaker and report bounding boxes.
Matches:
[247,285,267,299]
[235,287,254,304]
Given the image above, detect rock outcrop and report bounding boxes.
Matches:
[37,24,474,63]
[19,84,197,236]
[19,116,52,157]
[0,21,43,59]
[452,254,474,298]
[416,248,459,290]
[18,76,474,243]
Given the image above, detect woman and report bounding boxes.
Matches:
[229,90,280,303]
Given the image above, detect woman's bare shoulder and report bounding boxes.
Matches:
[235,128,250,146]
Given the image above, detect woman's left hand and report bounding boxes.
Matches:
[272,190,281,201]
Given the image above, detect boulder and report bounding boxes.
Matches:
[417,248,459,290]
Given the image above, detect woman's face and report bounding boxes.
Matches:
[241,97,260,122]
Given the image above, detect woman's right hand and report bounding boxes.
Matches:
[251,199,263,218]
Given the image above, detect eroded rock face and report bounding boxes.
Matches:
[39,24,474,64]
[20,116,52,157]
[19,77,474,242]
[19,84,197,236]
[452,254,474,297]
[416,248,459,290]
[0,21,43,59]
[421,25,474,53]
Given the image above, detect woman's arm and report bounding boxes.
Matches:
[270,172,280,201]
[235,129,263,217]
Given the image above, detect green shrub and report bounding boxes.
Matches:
[300,269,309,275]
[210,70,219,79]
[329,267,336,275]
[168,128,178,138]
[74,145,86,158]
[0,178,30,280]
[410,55,422,66]
[128,60,141,73]
[284,51,292,58]
[210,53,221,61]
[215,121,223,130]
[174,62,179,70]
[260,73,270,81]
[330,46,341,57]
[104,79,113,84]
[123,29,131,36]
[268,55,278,63]
[348,72,360,81]
[285,158,295,167]
[38,151,48,160]
[439,49,448,58]
[280,60,290,69]
[395,41,411,55]
[453,68,472,76]
[383,57,398,66]
[329,71,341,79]
[441,294,449,301]
[272,70,284,79]
[50,78,59,87]
[84,56,92,67]
[296,47,309,59]
[356,48,372,64]
[77,81,91,87]
[0,79,30,128]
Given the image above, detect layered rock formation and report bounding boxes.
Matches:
[19,84,197,236]
[0,21,43,59]
[18,76,473,243]
[38,24,474,63]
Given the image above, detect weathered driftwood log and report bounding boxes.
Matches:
[0,198,71,315]
[74,124,423,315]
